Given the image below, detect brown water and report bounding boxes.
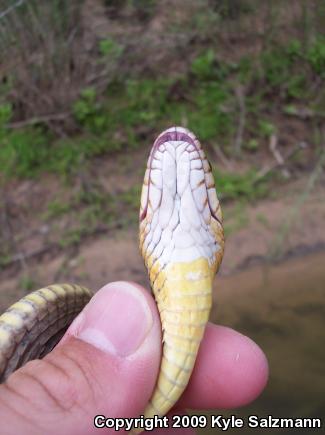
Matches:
[196,251,325,434]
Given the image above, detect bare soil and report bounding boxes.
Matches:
[1,170,324,313]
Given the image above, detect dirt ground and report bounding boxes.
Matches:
[1,172,324,313]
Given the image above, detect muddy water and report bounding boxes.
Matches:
[196,251,325,434]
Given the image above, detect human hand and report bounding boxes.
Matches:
[0,281,268,434]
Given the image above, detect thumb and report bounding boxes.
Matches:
[0,281,162,435]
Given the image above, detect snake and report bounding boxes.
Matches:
[0,126,224,422]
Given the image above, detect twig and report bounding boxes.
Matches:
[256,141,308,181]
[0,190,28,272]
[234,85,246,153]
[284,106,325,120]
[7,112,71,129]
[53,248,79,282]
[269,134,290,178]
[0,0,24,20]
[1,246,53,268]
[213,144,233,171]
[66,26,78,46]
[268,147,325,259]
[0,221,122,270]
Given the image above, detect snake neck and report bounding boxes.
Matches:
[141,257,213,418]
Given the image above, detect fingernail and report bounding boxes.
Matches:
[71,282,153,357]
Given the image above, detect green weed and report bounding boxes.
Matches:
[43,200,71,220]
[99,38,123,58]
[0,10,323,190]
[258,120,277,138]
[0,103,12,126]
[260,44,307,99]
[120,185,141,208]
[245,138,259,151]
[73,88,109,134]
[259,36,325,100]
[0,128,51,179]
[191,50,215,80]
[214,169,269,201]
[256,212,270,228]
[188,82,232,142]
[307,36,325,76]
[261,46,293,88]
[59,228,84,248]
[0,254,11,268]
[54,183,141,249]
[19,274,36,291]
[223,202,249,237]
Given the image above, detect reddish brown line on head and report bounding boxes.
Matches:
[153,131,196,149]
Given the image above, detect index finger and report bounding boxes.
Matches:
[178,324,269,409]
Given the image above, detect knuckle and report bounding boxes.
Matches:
[8,343,99,415]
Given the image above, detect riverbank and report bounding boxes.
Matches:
[0,169,324,312]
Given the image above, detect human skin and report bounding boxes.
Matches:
[0,281,269,435]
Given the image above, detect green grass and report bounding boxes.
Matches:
[19,274,37,292]
[39,182,143,250]
[0,56,233,180]
[256,212,270,228]
[223,202,249,237]
[214,169,269,201]
[0,11,324,182]
[43,200,71,220]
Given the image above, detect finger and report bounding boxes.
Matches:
[0,281,162,435]
[178,324,269,409]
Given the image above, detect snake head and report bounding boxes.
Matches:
[139,126,224,280]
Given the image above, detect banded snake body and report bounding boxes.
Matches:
[0,126,224,422]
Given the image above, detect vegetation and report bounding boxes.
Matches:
[0,0,324,263]
[0,0,324,182]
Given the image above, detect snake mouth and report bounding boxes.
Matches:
[153,129,196,150]
[140,126,222,227]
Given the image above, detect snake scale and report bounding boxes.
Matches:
[0,126,224,421]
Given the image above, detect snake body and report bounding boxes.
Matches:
[0,126,224,419]
[0,284,91,382]
[139,126,224,417]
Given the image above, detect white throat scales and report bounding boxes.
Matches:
[140,128,222,269]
